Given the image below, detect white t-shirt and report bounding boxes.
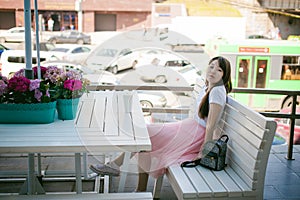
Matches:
[193,85,226,127]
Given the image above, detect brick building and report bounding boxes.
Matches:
[0,0,152,32]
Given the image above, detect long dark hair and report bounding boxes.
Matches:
[198,56,232,119]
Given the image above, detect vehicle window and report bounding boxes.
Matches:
[96,49,117,57]
[82,47,91,52]
[119,49,131,55]
[70,32,78,36]
[165,60,190,67]
[51,48,69,53]
[281,56,300,80]
[61,32,70,37]
[72,48,83,54]
[7,56,46,64]
[8,56,24,63]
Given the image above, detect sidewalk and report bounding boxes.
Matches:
[0,145,299,199]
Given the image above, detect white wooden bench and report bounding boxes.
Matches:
[153,96,277,199]
[0,192,153,200]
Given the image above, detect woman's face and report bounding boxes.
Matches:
[206,59,224,86]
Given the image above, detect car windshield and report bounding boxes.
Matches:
[50,48,69,53]
[96,48,118,57]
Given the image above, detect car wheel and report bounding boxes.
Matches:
[77,39,84,45]
[0,37,5,44]
[111,66,118,74]
[281,96,300,109]
[154,75,167,83]
[140,100,153,108]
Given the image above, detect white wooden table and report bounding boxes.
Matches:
[0,91,151,195]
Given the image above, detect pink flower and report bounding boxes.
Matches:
[34,89,43,101]
[29,79,41,91]
[0,80,7,95]
[64,79,82,91]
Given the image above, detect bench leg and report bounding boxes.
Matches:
[75,153,82,194]
[153,175,164,199]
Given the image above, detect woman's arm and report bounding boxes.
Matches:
[195,103,223,160]
[204,103,223,143]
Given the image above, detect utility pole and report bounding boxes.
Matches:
[75,0,83,32]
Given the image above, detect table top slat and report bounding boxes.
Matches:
[0,91,151,154]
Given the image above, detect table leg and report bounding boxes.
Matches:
[75,153,82,194]
[19,153,45,195]
[83,152,88,179]
[118,152,130,192]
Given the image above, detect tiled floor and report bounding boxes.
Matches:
[0,145,299,199]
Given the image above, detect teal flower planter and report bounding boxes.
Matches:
[57,98,80,120]
[0,101,57,124]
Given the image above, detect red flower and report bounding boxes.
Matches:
[33,66,48,79]
[7,76,30,92]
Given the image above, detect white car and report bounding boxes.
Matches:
[137,91,167,109]
[0,27,35,43]
[41,61,119,86]
[120,64,202,87]
[0,50,57,77]
[84,47,138,74]
[48,44,91,64]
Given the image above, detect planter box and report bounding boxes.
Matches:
[57,98,79,120]
[0,101,57,124]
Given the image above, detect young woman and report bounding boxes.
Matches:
[90,56,232,192]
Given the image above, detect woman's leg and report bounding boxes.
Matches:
[110,152,136,166]
[136,172,149,192]
[89,152,135,176]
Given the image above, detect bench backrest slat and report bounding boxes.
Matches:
[215,96,276,190]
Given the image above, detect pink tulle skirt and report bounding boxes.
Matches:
[137,118,205,178]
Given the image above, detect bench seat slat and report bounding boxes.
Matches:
[167,165,198,199]
[183,167,212,198]
[0,193,153,200]
[196,167,228,197]
[212,170,243,197]
[224,167,256,197]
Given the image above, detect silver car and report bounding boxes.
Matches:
[0,27,35,43]
[47,30,91,44]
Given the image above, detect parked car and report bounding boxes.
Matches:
[41,60,119,86]
[0,27,35,43]
[137,51,192,69]
[47,30,91,44]
[85,47,138,74]
[0,43,9,57]
[247,34,271,39]
[138,91,167,109]
[48,44,91,64]
[0,50,57,77]
[121,64,202,87]
[275,107,300,144]
[17,42,56,52]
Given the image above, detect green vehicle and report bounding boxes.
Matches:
[206,38,300,111]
